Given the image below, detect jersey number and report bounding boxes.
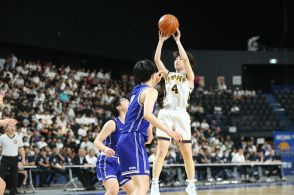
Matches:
[171,84,179,94]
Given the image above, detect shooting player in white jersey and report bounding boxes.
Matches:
[151,29,197,195]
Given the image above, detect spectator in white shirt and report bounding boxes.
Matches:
[78,125,87,137]
[0,57,5,70]
[104,71,111,80]
[232,149,246,163]
[37,136,48,149]
[15,128,24,139]
[80,136,94,150]
[23,136,30,147]
[10,54,18,69]
[96,69,104,79]
[201,119,210,130]
[85,148,97,165]
[56,138,64,149]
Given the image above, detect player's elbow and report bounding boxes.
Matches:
[154,58,161,65]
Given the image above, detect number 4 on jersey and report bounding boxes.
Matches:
[172,84,179,94]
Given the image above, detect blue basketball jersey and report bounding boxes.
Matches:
[103,117,124,151]
[122,84,156,139]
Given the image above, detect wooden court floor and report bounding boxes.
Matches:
[160,185,293,195]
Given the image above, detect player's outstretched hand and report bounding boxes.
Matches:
[167,130,183,143]
[104,147,115,157]
[0,118,18,127]
[159,31,170,42]
[172,28,181,43]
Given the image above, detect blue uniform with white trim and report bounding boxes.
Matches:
[96,117,130,186]
[117,84,156,177]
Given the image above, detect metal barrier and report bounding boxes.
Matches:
[19,165,37,194]
[18,162,283,192]
[162,162,283,185]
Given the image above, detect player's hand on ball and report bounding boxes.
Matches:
[159,31,170,42]
[104,147,115,157]
[172,29,181,43]
[167,130,183,143]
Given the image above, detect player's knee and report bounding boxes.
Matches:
[136,183,149,193]
[106,187,119,195]
[143,184,150,193]
[157,148,168,158]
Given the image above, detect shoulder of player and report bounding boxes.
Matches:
[104,119,116,128]
[143,87,158,95]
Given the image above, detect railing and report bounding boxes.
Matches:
[17,162,283,192]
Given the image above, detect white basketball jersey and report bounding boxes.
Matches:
[163,72,193,109]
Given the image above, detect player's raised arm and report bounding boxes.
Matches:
[94,120,116,157]
[154,31,170,79]
[173,29,195,84]
[142,87,182,143]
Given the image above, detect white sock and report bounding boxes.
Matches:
[152,178,159,184]
[187,179,196,185]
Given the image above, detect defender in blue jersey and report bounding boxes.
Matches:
[117,60,183,195]
[94,97,133,195]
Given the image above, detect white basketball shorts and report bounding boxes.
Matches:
[156,108,191,142]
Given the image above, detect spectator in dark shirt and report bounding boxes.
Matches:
[194,148,208,164]
[72,148,94,190]
[264,149,283,179]
[36,148,53,186]
[194,148,208,180]
[220,150,231,163]
[248,151,260,162]
[247,151,261,181]
[49,146,67,183]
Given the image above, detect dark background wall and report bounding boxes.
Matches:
[0,0,292,62]
[161,50,294,89]
[0,0,293,88]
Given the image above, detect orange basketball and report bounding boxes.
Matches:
[158,14,179,35]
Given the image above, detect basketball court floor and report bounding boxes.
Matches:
[160,185,293,195]
[30,182,293,195]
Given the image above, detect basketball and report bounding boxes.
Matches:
[158,14,179,35]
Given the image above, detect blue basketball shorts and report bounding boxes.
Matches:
[117,132,150,177]
[96,155,130,187]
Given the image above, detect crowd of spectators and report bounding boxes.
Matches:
[0,54,282,188]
